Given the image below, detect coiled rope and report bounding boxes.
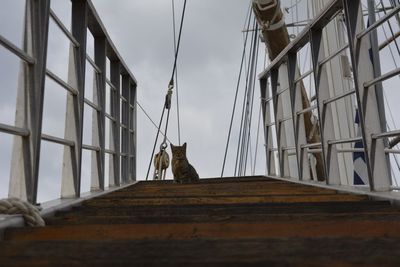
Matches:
[0,198,45,227]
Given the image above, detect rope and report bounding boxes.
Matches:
[172,0,181,145]
[235,18,257,177]
[146,107,166,181]
[170,0,187,83]
[136,100,171,143]
[147,0,188,180]
[221,5,253,177]
[0,198,45,227]
[236,18,259,177]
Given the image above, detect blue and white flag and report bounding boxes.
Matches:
[353,109,369,185]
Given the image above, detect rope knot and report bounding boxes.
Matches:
[0,198,45,227]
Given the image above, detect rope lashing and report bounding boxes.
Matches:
[0,198,45,227]
[253,0,285,31]
[146,0,188,181]
[153,81,174,180]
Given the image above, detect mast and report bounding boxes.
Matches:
[252,0,325,181]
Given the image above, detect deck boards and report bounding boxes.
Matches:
[1,176,400,266]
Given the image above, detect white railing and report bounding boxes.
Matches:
[259,0,400,200]
[0,0,137,207]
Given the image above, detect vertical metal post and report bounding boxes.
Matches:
[310,27,341,185]
[342,0,391,191]
[9,0,50,203]
[62,0,88,198]
[93,36,106,190]
[287,52,310,181]
[260,78,275,175]
[110,61,121,186]
[270,68,287,177]
[121,75,130,183]
[129,82,137,181]
[367,0,392,182]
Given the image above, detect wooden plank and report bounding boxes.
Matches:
[46,212,400,225]
[81,194,369,206]
[105,183,338,198]
[56,200,395,217]
[57,201,399,219]
[6,220,400,241]
[1,238,400,266]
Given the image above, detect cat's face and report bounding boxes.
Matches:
[170,143,187,159]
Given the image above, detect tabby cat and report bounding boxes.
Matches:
[170,143,199,183]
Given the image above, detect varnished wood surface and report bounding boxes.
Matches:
[2,176,400,265]
[1,238,400,267]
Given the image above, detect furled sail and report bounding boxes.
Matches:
[252,0,325,181]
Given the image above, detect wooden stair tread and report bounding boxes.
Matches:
[2,176,400,265]
[6,220,400,240]
[1,238,400,266]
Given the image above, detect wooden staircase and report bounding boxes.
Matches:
[1,176,400,266]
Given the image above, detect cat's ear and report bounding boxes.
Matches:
[183,142,187,149]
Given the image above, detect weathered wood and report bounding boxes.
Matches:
[46,212,400,225]
[104,183,338,197]
[6,220,400,241]
[3,177,400,265]
[81,194,368,206]
[1,239,400,266]
[56,200,394,216]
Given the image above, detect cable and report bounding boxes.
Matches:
[221,7,253,177]
[170,0,187,83]
[146,0,188,180]
[379,0,400,56]
[243,32,260,176]
[236,17,257,177]
[136,100,171,143]
[145,106,167,181]
[238,19,258,176]
[172,0,181,145]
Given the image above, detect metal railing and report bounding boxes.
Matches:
[0,0,137,205]
[259,0,400,199]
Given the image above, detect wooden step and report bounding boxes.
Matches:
[2,176,400,266]
[6,220,400,241]
[81,193,368,206]
[1,238,400,266]
[58,201,394,217]
[104,182,339,198]
[46,212,400,225]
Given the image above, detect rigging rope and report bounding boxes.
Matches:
[172,0,181,145]
[241,28,260,176]
[235,18,257,177]
[137,100,171,143]
[146,0,188,181]
[221,5,253,177]
[236,18,259,177]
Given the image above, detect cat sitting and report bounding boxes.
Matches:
[170,143,199,183]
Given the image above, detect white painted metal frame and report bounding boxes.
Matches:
[0,0,137,204]
[259,0,400,194]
